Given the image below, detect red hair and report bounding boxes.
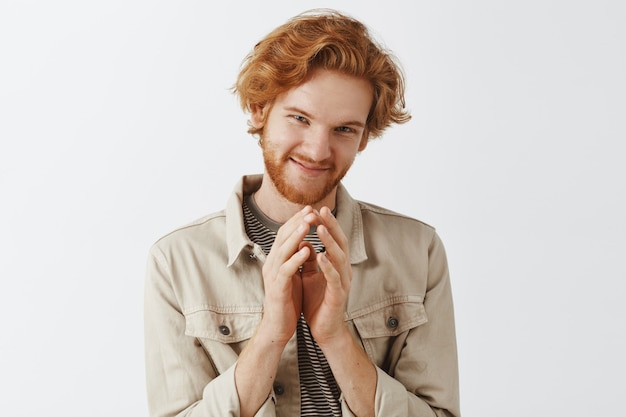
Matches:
[234,9,411,138]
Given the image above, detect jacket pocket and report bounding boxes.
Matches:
[349,296,428,370]
[184,306,262,343]
[349,296,428,339]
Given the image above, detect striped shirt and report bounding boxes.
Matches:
[243,194,342,416]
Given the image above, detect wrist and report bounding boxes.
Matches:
[254,314,294,350]
[315,323,354,352]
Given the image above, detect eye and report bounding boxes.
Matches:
[335,126,355,134]
[292,115,309,124]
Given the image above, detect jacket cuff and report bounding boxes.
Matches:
[339,367,405,417]
[200,362,276,416]
[339,393,357,417]
[374,366,409,415]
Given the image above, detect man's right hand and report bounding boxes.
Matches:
[235,206,321,417]
[259,205,320,345]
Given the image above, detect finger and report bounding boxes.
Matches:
[316,224,347,268]
[263,218,310,283]
[279,245,311,280]
[316,251,347,298]
[302,209,323,229]
[316,222,352,290]
[269,219,311,272]
[298,241,318,274]
[274,207,313,243]
[319,206,349,251]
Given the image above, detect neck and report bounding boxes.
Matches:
[254,174,337,224]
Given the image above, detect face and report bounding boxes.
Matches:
[252,69,373,206]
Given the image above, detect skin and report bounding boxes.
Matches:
[234,69,378,417]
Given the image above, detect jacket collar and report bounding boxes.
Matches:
[226,175,368,267]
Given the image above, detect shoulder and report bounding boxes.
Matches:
[357,200,436,233]
[151,210,227,253]
[354,200,443,256]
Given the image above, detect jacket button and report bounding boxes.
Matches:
[273,383,285,395]
[219,325,231,336]
[387,317,399,329]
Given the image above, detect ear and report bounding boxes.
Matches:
[250,104,266,129]
[357,130,369,152]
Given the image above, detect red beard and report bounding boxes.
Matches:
[262,141,352,206]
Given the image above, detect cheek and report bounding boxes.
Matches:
[269,124,302,147]
[332,147,358,168]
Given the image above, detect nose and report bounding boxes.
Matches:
[303,128,332,161]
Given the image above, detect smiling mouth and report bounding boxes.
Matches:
[290,157,331,175]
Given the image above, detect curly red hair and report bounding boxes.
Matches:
[234,9,411,139]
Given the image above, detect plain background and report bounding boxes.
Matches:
[1,1,624,416]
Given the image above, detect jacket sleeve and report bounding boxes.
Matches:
[373,232,461,417]
[144,245,277,417]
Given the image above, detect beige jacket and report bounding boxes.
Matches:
[144,175,460,417]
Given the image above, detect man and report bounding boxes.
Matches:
[145,9,460,417]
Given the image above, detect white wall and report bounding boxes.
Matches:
[1,1,624,416]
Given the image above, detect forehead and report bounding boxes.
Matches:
[275,69,373,123]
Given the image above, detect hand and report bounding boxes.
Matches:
[259,206,320,345]
[301,206,352,344]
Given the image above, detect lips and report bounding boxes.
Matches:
[291,157,331,176]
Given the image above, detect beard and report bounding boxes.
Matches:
[262,140,352,206]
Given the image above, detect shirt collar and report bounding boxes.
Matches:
[225,174,368,267]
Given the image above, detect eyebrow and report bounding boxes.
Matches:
[284,106,366,128]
